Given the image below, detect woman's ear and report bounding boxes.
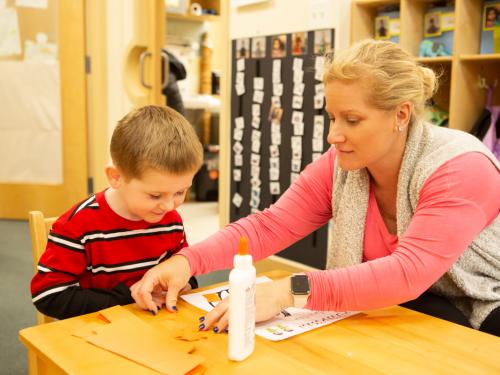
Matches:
[105,164,122,189]
[396,102,412,127]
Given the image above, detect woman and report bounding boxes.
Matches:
[132,40,500,336]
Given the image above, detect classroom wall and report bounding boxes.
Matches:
[229,0,350,49]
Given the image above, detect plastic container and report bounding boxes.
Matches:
[228,237,256,361]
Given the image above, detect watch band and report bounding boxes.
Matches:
[290,273,310,308]
[292,293,309,308]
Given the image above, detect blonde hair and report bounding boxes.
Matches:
[110,105,203,178]
[323,39,438,125]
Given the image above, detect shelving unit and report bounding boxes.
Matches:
[351,0,500,132]
[165,1,230,207]
[167,12,220,23]
[166,0,226,145]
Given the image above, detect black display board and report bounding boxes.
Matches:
[230,29,334,269]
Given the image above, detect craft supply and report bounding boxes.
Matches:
[228,237,256,361]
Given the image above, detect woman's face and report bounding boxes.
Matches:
[325,80,404,171]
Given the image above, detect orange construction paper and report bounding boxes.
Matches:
[71,322,105,340]
[92,316,194,354]
[176,330,209,342]
[150,320,186,338]
[87,319,203,375]
[202,293,220,303]
[186,365,206,375]
[163,311,178,320]
[97,305,142,323]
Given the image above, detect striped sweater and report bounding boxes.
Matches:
[31,190,196,319]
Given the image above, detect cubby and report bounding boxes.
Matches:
[351,0,500,132]
[165,1,225,145]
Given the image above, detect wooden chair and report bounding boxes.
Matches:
[28,211,57,325]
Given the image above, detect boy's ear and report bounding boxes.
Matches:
[105,164,122,189]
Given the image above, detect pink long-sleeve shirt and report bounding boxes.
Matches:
[179,147,500,311]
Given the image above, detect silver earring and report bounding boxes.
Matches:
[397,125,404,132]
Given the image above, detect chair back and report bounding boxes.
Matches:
[28,211,57,324]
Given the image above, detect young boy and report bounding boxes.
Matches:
[31,105,203,319]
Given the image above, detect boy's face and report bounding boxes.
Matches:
[110,167,194,223]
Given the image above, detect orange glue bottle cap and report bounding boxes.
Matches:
[238,237,249,256]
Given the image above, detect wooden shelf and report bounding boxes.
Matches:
[353,0,399,8]
[167,12,219,23]
[415,56,453,64]
[460,54,500,62]
[350,0,499,132]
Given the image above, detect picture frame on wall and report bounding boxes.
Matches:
[424,12,442,38]
[480,0,500,53]
[389,18,400,38]
[251,37,266,58]
[374,16,390,40]
[291,32,308,55]
[271,34,287,58]
[236,38,250,59]
[483,2,500,31]
[313,29,332,55]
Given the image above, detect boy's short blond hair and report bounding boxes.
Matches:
[110,105,203,179]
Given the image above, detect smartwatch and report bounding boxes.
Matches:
[290,273,310,308]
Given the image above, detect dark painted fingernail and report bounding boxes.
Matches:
[199,316,205,322]
[213,326,219,333]
[224,328,229,333]
[171,306,177,311]
[157,306,162,310]
[150,310,156,316]
[199,323,205,330]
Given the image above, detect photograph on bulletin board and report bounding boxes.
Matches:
[424,12,442,37]
[483,2,500,30]
[251,37,266,58]
[236,38,250,59]
[374,16,390,40]
[313,29,332,55]
[291,32,308,55]
[268,103,283,122]
[271,34,287,58]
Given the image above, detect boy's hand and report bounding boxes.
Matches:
[131,255,191,314]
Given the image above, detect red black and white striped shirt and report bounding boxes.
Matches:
[31,190,195,319]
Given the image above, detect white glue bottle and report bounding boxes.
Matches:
[228,236,256,361]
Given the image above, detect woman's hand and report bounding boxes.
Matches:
[131,255,192,314]
[200,277,294,332]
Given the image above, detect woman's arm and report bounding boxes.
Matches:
[306,152,500,311]
[179,148,336,275]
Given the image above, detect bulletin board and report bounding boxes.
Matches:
[230,29,334,269]
[0,0,58,61]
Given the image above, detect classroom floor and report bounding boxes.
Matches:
[0,202,305,374]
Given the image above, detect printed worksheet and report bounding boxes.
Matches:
[180,276,359,341]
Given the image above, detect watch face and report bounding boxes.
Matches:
[291,275,309,295]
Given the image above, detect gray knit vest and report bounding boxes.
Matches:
[328,122,500,328]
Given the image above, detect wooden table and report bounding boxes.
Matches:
[20,270,500,374]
